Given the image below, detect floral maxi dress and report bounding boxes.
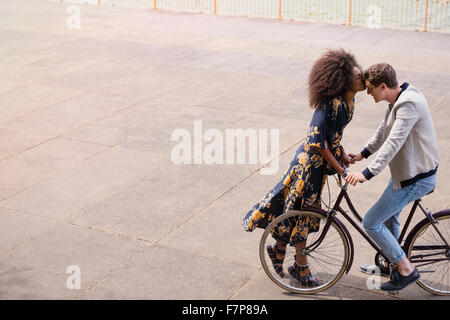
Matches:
[242,97,355,246]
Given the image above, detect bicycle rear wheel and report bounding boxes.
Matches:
[404,210,450,295]
[260,209,350,294]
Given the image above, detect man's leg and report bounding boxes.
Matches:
[363,175,436,290]
[362,179,409,265]
[359,211,401,277]
[384,211,401,241]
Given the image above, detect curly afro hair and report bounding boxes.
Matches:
[308,48,362,109]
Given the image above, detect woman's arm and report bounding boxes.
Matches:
[315,147,345,176]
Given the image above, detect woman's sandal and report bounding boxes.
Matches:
[266,245,286,278]
[288,260,321,287]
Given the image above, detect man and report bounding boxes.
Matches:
[345,63,440,292]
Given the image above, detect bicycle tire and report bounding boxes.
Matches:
[403,210,450,296]
[259,209,350,294]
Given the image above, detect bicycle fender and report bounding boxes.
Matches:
[403,209,450,253]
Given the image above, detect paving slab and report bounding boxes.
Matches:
[0,222,150,299]
[159,153,295,268]
[1,145,164,219]
[0,137,108,201]
[0,208,57,254]
[231,269,400,300]
[77,244,257,300]
[0,0,449,301]
[66,155,259,243]
[0,84,85,124]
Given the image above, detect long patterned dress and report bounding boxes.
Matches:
[243,97,355,245]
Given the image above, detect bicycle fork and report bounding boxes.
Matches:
[303,210,337,255]
[303,209,355,274]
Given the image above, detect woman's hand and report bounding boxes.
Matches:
[340,148,355,167]
[341,152,354,168]
[348,152,364,163]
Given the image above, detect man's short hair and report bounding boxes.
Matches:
[362,63,398,88]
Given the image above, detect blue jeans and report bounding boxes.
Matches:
[362,174,436,264]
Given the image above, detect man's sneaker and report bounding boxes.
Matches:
[380,268,420,292]
[359,264,390,277]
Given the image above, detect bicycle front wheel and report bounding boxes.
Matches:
[404,210,450,296]
[260,210,350,294]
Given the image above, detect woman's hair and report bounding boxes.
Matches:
[362,63,398,88]
[308,48,362,108]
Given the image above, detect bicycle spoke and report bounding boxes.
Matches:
[308,254,334,278]
[260,210,348,294]
[309,248,345,262]
[308,252,344,268]
[408,214,450,295]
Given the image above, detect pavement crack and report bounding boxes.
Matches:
[227,266,262,300]
[0,206,153,256]
[430,96,447,113]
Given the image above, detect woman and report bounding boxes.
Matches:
[243,49,365,287]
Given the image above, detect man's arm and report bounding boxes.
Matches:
[347,102,419,185]
[364,102,419,179]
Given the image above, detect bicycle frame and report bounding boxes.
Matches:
[305,179,449,269]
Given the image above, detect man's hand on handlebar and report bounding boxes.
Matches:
[344,171,367,186]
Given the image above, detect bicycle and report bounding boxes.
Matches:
[260,175,450,295]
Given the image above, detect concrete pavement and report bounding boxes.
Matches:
[0,0,449,300]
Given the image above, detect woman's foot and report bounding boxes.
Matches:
[267,243,286,278]
[288,255,321,287]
